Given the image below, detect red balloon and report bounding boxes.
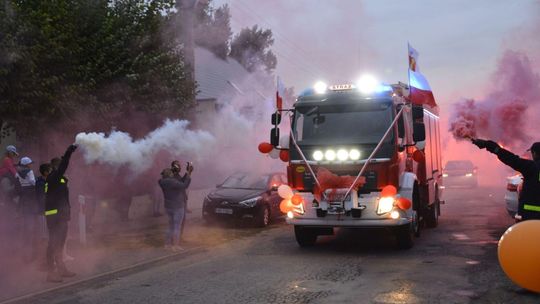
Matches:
[291,194,303,206]
[258,142,273,154]
[412,150,425,163]
[279,150,290,162]
[397,197,412,210]
[280,199,293,214]
[381,185,397,197]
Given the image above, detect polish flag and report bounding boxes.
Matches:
[276,76,285,110]
[408,44,437,108]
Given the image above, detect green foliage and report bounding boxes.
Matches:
[230,25,277,73]
[194,1,232,59]
[0,0,195,137]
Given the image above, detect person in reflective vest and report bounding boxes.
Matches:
[473,139,540,220]
[44,144,77,282]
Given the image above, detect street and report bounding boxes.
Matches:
[14,186,540,304]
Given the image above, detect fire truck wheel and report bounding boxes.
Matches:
[255,205,271,228]
[294,226,318,247]
[396,224,414,250]
[425,200,439,228]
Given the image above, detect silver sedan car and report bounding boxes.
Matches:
[504,173,522,216]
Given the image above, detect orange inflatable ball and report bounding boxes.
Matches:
[381,185,397,197]
[258,142,273,154]
[396,197,412,210]
[279,199,293,214]
[279,150,290,162]
[498,220,540,293]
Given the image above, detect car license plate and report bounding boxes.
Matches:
[215,208,233,215]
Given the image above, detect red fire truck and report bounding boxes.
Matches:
[271,79,443,249]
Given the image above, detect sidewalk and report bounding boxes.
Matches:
[0,189,213,303]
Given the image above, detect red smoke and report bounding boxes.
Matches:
[449,50,540,150]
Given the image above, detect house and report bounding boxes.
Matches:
[193,47,273,126]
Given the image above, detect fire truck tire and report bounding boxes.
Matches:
[396,224,414,249]
[425,201,439,228]
[425,189,440,228]
[294,226,318,247]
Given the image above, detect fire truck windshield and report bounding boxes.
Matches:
[293,103,393,145]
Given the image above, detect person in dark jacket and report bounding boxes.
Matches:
[171,160,194,238]
[159,167,191,251]
[473,139,540,220]
[44,145,77,282]
[17,157,39,261]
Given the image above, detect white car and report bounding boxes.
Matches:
[505,173,522,216]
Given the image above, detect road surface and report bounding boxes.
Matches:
[18,187,540,303]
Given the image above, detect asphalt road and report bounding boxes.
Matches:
[21,186,540,304]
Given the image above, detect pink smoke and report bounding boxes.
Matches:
[449,50,540,150]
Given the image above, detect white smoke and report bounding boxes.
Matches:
[75,119,215,173]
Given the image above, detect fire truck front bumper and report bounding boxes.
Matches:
[286,216,411,228]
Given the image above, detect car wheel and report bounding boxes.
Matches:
[255,205,270,227]
[396,224,414,249]
[294,226,317,247]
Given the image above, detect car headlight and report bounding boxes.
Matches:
[377,197,395,214]
[443,173,448,177]
[239,196,261,207]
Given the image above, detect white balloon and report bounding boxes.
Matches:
[279,134,290,149]
[278,185,294,199]
[269,148,280,159]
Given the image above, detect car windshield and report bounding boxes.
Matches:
[445,161,474,170]
[220,173,269,190]
[293,102,393,145]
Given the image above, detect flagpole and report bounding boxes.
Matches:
[407,42,411,95]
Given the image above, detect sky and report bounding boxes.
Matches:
[214,0,539,107]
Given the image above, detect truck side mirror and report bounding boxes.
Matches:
[270,128,280,146]
[413,122,426,142]
[271,112,282,125]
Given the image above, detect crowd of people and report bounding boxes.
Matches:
[0,143,195,283]
[0,144,77,283]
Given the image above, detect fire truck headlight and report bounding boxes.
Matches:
[357,75,378,94]
[325,149,336,161]
[337,149,349,161]
[314,81,327,94]
[390,210,400,219]
[349,149,361,160]
[287,211,294,219]
[313,150,324,161]
[377,196,395,214]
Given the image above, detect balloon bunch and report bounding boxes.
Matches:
[277,184,303,214]
[257,139,289,162]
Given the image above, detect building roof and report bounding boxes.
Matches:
[195,47,252,102]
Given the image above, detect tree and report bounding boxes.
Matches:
[193,1,232,59]
[230,25,277,73]
[0,0,195,139]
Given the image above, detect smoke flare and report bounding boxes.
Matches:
[75,119,215,174]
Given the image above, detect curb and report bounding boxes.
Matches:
[0,245,207,304]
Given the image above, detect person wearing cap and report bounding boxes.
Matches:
[44,144,77,282]
[472,139,540,221]
[17,156,39,261]
[0,145,19,178]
